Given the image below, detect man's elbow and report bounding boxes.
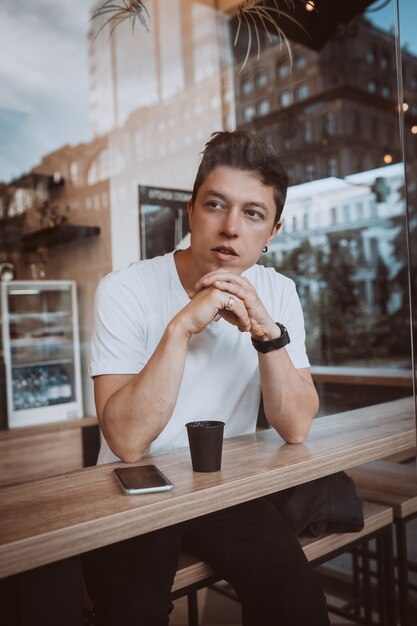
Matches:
[112,441,145,463]
[282,417,313,444]
[285,433,307,445]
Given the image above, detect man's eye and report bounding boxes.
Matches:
[208,201,223,209]
[246,209,263,220]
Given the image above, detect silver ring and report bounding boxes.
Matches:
[225,296,235,311]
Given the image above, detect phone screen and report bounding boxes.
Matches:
[113,464,174,495]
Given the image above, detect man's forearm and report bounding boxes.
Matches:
[102,320,190,462]
[258,350,319,444]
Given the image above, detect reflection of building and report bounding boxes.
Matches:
[89,0,234,136]
[88,0,234,268]
[234,17,417,184]
[270,163,405,313]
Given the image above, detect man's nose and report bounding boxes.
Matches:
[220,210,239,237]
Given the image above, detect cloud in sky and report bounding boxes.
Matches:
[0,0,95,182]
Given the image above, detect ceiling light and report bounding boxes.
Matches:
[383,153,393,164]
[306,1,315,11]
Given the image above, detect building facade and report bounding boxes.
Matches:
[234,17,417,184]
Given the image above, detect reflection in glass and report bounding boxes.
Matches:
[0,0,415,422]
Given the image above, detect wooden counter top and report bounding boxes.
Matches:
[0,396,415,579]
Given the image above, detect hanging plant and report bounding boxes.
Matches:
[234,0,311,72]
[91,0,151,42]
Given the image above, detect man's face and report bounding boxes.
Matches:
[188,165,282,277]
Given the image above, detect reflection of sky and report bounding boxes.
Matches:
[366,0,417,54]
[0,0,93,183]
[0,1,416,184]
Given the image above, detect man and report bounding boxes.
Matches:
[84,131,330,626]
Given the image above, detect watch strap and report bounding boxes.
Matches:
[251,323,290,353]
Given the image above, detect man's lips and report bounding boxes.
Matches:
[211,246,238,256]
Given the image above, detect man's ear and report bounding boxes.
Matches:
[266,219,283,245]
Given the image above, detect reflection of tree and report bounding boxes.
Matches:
[270,226,407,365]
[316,232,361,364]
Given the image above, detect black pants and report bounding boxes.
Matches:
[82,495,330,626]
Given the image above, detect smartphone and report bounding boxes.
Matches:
[113,464,174,495]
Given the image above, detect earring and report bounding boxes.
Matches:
[262,246,268,254]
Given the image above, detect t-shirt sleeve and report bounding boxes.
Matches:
[280,280,310,370]
[89,275,149,377]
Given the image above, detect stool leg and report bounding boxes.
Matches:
[376,533,388,626]
[381,526,396,626]
[352,548,362,620]
[361,542,373,624]
[187,591,199,626]
[396,519,410,626]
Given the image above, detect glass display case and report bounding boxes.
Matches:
[0,280,83,427]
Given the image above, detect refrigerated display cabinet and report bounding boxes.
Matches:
[0,280,83,427]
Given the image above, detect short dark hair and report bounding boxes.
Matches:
[191,131,289,224]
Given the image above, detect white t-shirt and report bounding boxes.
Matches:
[90,252,309,464]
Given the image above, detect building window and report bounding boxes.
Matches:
[327,157,338,177]
[324,111,336,135]
[241,77,254,95]
[368,80,377,94]
[370,200,378,218]
[87,148,110,185]
[243,105,256,122]
[330,207,337,225]
[303,120,313,143]
[295,55,307,70]
[280,90,293,108]
[356,202,364,220]
[292,216,297,231]
[256,70,268,88]
[304,162,315,181]
[381,84,390,99]
[367,48,376,64]
[369,238,379,265]
[303,213,309,230]
[277,62,290,78]
[70,162,79,187]
[257,99,270,116]
[343,205,350,223]
[295,83,309,101]
[380,53,390,70]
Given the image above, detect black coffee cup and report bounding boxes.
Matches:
[185,421,225,472]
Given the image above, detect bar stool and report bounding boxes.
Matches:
[169,501,395,626]
[348,459,417,626]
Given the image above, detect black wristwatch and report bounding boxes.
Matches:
[251,323,290,353]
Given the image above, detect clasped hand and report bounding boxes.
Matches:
[184,270,278,340]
